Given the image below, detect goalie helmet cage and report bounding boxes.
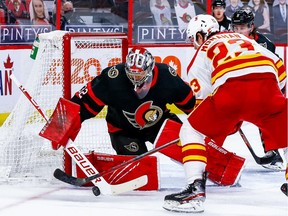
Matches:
[0,31,128,182]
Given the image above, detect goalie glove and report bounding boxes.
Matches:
[39,98,81,150]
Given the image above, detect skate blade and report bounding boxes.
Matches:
[163,200,204,213]
[262,162,285,171]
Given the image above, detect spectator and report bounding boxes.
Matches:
[174,0,196,30]
[51,0,84,30]
[0,0,18,24]
[272,0,287,39]
[212,0,231,31]
[225,0,243,18]
[62,1,73,12]
[61,1,85,28]
[29,0,49,25]
[231,8,285,170]
[51,0,66,26]
[248,0,271,32]
[150,0,172,26]
[7,0,28,19]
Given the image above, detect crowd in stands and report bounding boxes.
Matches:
[146,0,287,42]
[0,0,49,25]
[0,0,287,43]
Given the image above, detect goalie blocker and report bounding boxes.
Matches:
[39,98,82,150]
[76,120,245,189]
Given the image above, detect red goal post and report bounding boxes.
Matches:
[0,31,128,181]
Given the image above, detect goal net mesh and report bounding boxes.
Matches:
[0,31,128,182]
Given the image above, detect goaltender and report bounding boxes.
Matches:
[40,46,246,188]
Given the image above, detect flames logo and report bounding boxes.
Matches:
[123,101,163,129]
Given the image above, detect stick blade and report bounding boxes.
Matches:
[53,168,84,186]
[280,183,288,197]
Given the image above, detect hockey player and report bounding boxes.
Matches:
[231,7,276,59]
[50,47,195,155]
[212,0,231,32]
[163,14,287,213]
[231,8,286,170]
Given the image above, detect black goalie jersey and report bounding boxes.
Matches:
[71,63,195,135]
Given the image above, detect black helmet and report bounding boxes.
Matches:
[212,0,226,8]
[231,7,254,26]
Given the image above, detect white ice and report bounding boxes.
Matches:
[0,123,287,216]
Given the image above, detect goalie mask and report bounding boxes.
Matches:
[125,47,155,99]
[186,14,219,48]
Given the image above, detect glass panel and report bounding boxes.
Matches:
[133,0,207,44]
[0,0,287,45]
[0,0,53,45]
[59,1,128,34]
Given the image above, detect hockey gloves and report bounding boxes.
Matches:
[39,98,81,150]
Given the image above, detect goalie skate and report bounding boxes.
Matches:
[163,173,206,213]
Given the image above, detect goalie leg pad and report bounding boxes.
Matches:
[155,122,245,186]
[76,152,160,190]
[154,119,183,162]
[205,138,245,186]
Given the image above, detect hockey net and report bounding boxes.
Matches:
[0,31,128,182]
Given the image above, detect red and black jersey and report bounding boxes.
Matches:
[254,32,276,54]
[71,63,195,134]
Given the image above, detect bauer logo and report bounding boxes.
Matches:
[0,55,13,96]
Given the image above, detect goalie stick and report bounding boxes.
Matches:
[239,128,275,165]
[280,183,288,196]
[9,73,148,195]
[54,138,180,186]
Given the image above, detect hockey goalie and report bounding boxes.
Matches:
[39,47,245,191]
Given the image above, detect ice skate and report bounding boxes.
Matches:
[262,150,285,171]
[163,173,206,213]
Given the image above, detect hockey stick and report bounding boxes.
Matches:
[10,73,148,195]
[280,183,288,196]
[54,138,180,186]
[239,128,275,165]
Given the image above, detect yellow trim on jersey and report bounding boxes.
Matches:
[182,144,206,152]
[183,155,207,163]
[279,72,287,82]
[211,54,277,84]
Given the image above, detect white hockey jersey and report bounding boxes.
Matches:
[174,1,196,30]
[187,32,286,105]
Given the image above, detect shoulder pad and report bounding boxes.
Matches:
[156,63,178,77]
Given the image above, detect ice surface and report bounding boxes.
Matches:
[0,123,287,216]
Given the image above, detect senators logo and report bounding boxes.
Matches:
[123,101,163,129]
[180,13,191,23]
